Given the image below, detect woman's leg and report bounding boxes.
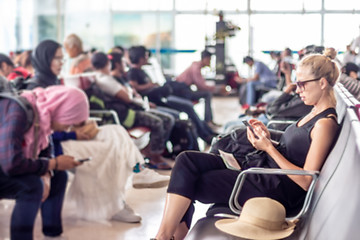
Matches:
[155,193,192,240]
[155,151,233,239]
[41,170,68,237]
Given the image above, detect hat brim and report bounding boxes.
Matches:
[215,218,295,240]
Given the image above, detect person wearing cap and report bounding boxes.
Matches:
[174,50,223,130]
[339,62,360,100]
[152,54,340,240]
[240,56,278,106]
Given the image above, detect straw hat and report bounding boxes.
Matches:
[215,197,295,240]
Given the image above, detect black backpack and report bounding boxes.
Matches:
[167,119,200,158]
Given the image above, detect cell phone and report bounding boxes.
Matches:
[242,120,258,138]
[77,157,92,163]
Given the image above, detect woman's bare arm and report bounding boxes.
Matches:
[248,117,338,190]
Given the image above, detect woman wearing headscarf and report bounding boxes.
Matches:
[0,86,89,240]
[26,39,63,89]
[26,40,170,224]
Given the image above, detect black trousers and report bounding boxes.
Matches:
[167,151,264,228]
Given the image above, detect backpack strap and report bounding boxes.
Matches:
[0,92,35,133]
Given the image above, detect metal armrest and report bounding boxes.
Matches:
[229,167,319,221]
[267,119,296,129]
[89,109,120,125]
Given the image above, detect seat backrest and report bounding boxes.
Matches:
[335,83,354,123]
[62,72,96,90]
[300,110,360,240]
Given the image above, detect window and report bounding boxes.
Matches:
[325,0,360,10]
[251,0,321,11]
[250,14,321,63]
[111,0,173,11]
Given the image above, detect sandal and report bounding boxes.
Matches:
[145,161,172,170]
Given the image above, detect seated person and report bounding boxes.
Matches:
[0,86,89,240]
[173,49,223,130]
[152,54,340,240]
[109,51,180,119]
[52,121,170,223]
[127,45,216,144]
[63,33,94,74]
[239,56,278,106]
[91,52,175,169]
[223,83,313,132]
[339,62,360,100]
[0,53,32,82]
[26,39,64,89]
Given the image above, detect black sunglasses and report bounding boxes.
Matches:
[295,77,321,90]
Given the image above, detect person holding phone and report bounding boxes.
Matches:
[152,54,340,240]
[0,86,89,240]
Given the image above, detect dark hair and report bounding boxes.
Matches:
[91,52,109,69]
[201,50,212,59]
[270,51,281,57]
[0,53,15,67]
[109,52,123,71]
[15,50,32,69]
[243,56,253,63]
[90,47,97,54]
[345,62,359,76]
[113,45,125,53]
[128,46,147,64]
[284,48,292,56]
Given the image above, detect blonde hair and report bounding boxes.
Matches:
[298,54,339,87]
[323,47,337,60]
[298,54,340,105]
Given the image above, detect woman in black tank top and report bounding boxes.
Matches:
[153,54,341,240]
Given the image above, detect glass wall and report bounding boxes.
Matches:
[1,0,360,74]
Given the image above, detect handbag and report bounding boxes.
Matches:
[241,150,267,169]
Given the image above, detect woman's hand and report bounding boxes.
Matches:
[248,119,270,138]
[246,119,273,151]
[74,128,91,140]
[41,173,51,202]
[49,155,82,171]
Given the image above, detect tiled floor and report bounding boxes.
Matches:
[0,96,242,240]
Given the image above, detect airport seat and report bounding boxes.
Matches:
[185,84,360,240]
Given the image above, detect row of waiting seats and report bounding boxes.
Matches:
[61,73,151,149]
[185,82,360,240]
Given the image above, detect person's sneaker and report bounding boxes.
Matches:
[111,203,142,223]
[132,168,170,189]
